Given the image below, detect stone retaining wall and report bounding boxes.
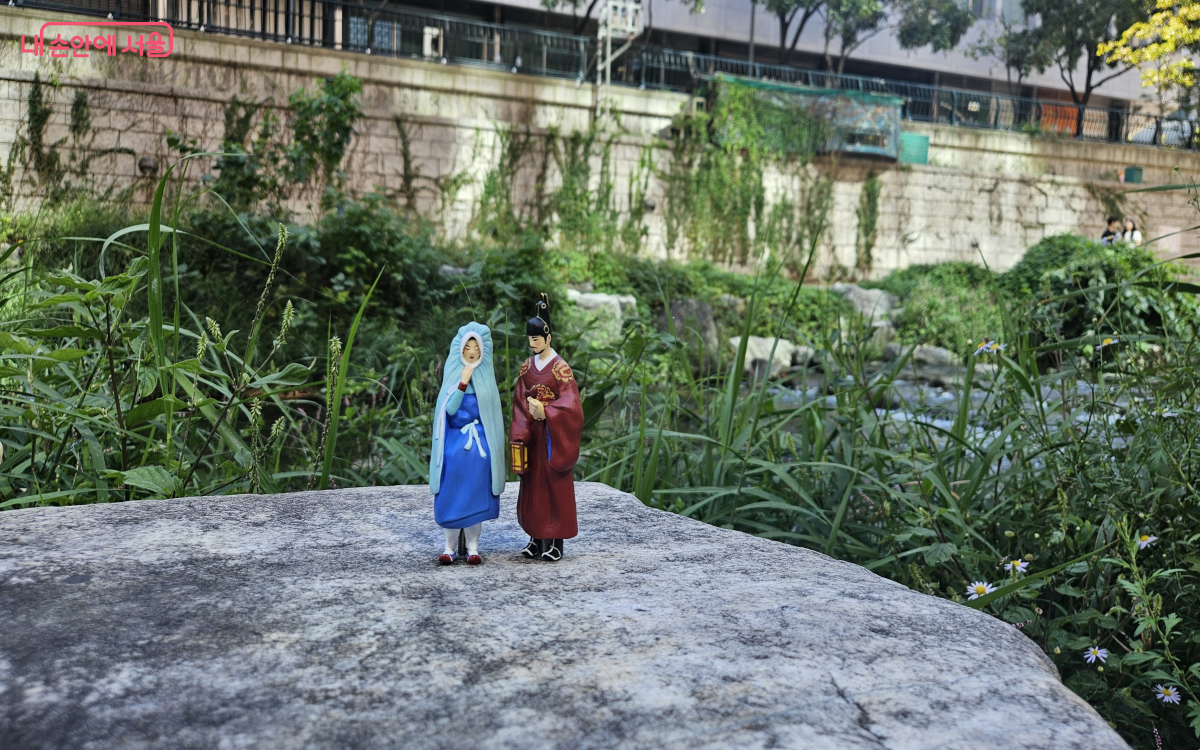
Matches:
[2,8,1197,274]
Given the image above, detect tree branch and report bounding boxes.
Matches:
[574,0,603,35]
[790,6,819,51]
[1089,65,1134,92]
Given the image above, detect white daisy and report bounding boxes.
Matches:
[1138,534,1158,549]
[966,581,995,600]
[1084,646,1108,664]
[1154,684,1181,704]
[1003,559,1029,574]
[973,340,992,356]
[1096,336,1119,349]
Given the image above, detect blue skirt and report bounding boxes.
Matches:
[435,394,501,529]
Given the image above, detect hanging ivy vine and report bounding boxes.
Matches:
[855,173,882,275]
[661,76,832,268]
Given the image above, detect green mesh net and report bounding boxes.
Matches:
[710,74,904,159]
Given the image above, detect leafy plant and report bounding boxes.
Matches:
[662,77,828,266]
[1001,233,1200,345]
[288,71,364,193]
[854,173,881,275]
[0,166,313,505]
[893,275,1003,352]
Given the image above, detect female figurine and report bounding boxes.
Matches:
[430,322,505,565]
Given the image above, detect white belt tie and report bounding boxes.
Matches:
[461,420,487,458]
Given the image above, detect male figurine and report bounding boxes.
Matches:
[509,294,583,562]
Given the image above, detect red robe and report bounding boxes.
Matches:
[510,353,583,539]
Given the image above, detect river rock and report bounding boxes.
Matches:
[657,298,719,353]
[832,283,899,323]
[566,289,637,347]
[717,292,747,314]
[0,484,1127,750]
[912,344,959,366]
[870,320,895,348]
[729,335,812,377]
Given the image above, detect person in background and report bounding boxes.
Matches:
[1123,218,1143,246]
[1101,215,1123,245]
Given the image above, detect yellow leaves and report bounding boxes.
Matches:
[1098,0,1200,89]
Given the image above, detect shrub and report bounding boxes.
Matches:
[869,262,1002,352]
[893,277,1004,353]
[9,196,145,276]
[1001,233,1200,344]
[868,261,998,301]
[1001,233,1099,298]
[614,257,851,343]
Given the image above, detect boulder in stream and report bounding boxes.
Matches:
[657,298,719,353]
[567,289,637,347]
[912,344,959,367]
[729,336,816,376]
[832,283,900,324]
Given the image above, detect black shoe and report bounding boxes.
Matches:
[520,538,542,559]
[541,539,563,562]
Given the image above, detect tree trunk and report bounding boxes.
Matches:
[574,0,602,35]
[1073,62,1096,138]
[787,8,817,68]
[749,1,756,66]
[778,11,790,66]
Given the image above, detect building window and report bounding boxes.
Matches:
[348,15,367,50]
[373,20,395,53]
[1000,0,1024,24]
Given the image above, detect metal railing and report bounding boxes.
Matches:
[13,0,1198,150]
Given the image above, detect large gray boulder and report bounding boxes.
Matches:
[0,484,1127,750]
[832,283,899,324]
[912,344,959,366]
[728,336,816,377]
[657,298,719,354]
[566,289,637,347]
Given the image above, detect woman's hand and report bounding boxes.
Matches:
[460,361,476,385]
[527,396,546,421]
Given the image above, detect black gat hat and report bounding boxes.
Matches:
[526,293,551,337]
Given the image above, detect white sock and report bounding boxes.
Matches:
[464,523,482,555]
[444,528,459,555]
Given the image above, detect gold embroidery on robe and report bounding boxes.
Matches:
[530,383,556,404]
[552,360,574,383]
[519,358,531,377]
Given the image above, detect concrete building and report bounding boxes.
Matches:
[399,0,1149,109]
[2,3,1197,274]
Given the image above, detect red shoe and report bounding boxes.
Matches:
[439,553,456,565]
[467,554,482,565]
